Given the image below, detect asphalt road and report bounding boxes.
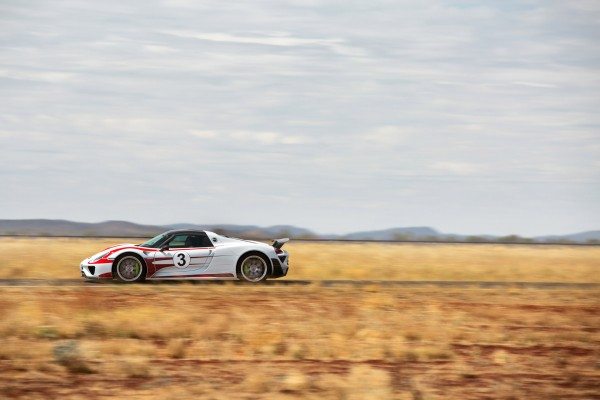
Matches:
[0,279,597,289]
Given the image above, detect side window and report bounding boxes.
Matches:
[167,233,214,248]
[193,233,214,248]
[167,234,188,248]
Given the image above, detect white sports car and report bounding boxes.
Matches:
[80,229,289,283]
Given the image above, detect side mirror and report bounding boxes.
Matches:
[160,245,169,252]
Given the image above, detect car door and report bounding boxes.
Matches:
[152,233,214,277]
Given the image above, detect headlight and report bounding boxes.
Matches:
[91,251,110,262]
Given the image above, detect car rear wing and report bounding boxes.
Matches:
[272,238,289,250]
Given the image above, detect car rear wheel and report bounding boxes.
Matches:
[114,254,146,282]
[238,254,268,283]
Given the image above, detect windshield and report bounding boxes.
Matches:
[139,233,169,248]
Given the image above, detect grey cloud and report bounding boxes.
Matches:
[0,0,598,235]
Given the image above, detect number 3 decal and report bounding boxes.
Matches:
[173,252,191,268]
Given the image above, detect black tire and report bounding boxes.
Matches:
[112,253,147,283]
[236,252,270,283]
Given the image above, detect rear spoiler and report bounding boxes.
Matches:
[272,238,290,250]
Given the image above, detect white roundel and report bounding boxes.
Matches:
[173,252,191,268]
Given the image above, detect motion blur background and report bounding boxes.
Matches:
[1,0,599,236]
[1,2,599,399]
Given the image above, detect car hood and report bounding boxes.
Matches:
[102,243,137,252]
[88,243,137,260]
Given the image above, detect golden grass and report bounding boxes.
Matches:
[0,237,124,279]
[0,237,598,397]
[0,285,598,399]
[0,237,598,282]
[289,242,600,282]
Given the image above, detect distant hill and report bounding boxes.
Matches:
[535,231,600,243]
[337,226,440,241]
[0,219,316,239]
[0,219,165,237]
[0,219,598,243]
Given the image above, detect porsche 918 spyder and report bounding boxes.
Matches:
[80,229,289,283]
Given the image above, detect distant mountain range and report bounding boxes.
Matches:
[0,219,598,244]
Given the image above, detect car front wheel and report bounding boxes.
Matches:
[114,254,146,282]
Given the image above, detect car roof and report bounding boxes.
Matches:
[162,229,208,235]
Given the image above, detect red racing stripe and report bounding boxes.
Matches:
[91,259,112,264]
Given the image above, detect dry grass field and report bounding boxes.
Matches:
[0,238,598,399]
[0,285,598,399]
[0,237,599,282]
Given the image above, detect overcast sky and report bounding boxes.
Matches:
[1,0,599,236]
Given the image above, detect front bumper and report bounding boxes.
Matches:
[80,258,113,279]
